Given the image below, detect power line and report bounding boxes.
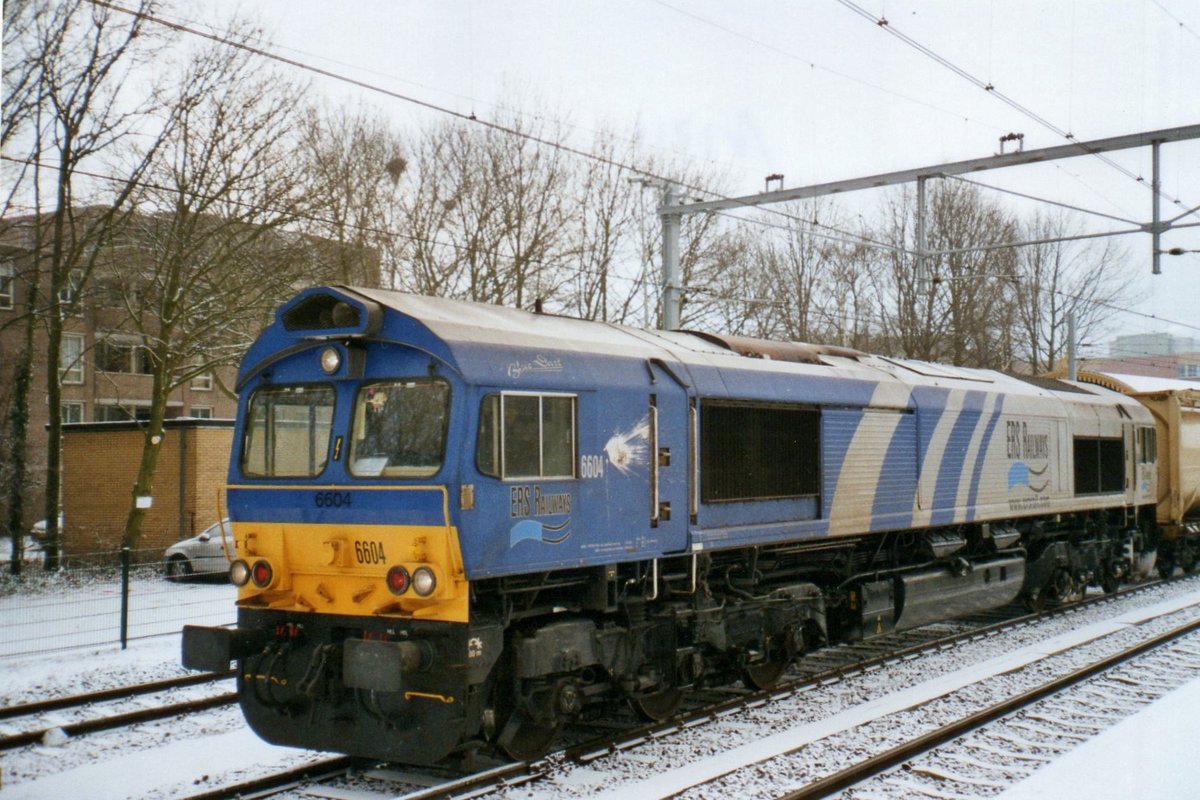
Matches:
[89,0,901,267]
[86,1,679,192]
[150,4,749,180]
[834,0,1190,210]
[648,0,1010,135]
[1151,0,1200,42]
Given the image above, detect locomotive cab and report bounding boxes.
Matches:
[184,288,477,764]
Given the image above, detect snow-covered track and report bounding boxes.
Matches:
[783,617,1200,800]
[0,671,235,751]
[0,692,236,751]
[177,755,357,800]
[0,669,232,722]
[287,576,1200,800]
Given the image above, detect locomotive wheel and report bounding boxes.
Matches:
[1100,567,1120,595]
[1023,587,1046,613]
[629,686,684,722]
[497,710,560,761]
[1045,568,1079,606]
[744,659,788,690]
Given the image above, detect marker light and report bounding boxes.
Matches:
[412,567,436,597]
[319,346,342,374]
[386,565,411,595]
[250,559,274,588]
[229,559,251,587]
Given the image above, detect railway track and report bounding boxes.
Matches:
[782,617,1200,800]
[0,670,235,752]
[193,574,1199,800]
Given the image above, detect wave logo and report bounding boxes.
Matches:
[509,519,571,548]
[1007,461,1050,493]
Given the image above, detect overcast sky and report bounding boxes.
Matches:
[191,0,1200,349]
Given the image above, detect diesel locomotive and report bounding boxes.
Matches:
[183,285,1196,764]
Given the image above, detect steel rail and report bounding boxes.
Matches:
[0,692,236,752]
[178,756,359,800]
[0,669,234,722]
[775,616,1200,800]
[391,575,1192,800]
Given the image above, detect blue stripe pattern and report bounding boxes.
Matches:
[871,413,917,528]
[966,396,1005,519]
[821,409,863,521]
[930,391,987,525]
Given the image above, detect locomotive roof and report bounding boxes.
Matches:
[248,286,1148,419]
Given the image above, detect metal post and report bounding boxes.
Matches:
[1152,140,1162,275]
[119,546,131,649]
[916,176,928,290]
[1067,312,1077,382]
[660,184,682,330]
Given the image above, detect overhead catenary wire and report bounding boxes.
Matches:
[11,151,1199,339]
[83,0,901,269]
[835,0,1191,212]
[648,0,1011,135]
[24,2,1198,339]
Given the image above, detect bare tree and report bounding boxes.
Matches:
[925,181,1018,368]
[295,103,402,286]
[871,186,944,360]
[111,31,316,550]
[562,126,645,322]
[1012,211,1136,374]
[391,109,574,310]
[2,0,166,569]
[870,182,1018,367]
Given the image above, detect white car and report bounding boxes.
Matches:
[164,519,233,581]
[29,514,64,542]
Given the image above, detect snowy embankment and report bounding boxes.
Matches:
[2,579,1200,799]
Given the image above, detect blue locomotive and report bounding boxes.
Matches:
[184,285,1161,763]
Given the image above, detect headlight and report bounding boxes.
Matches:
[229,560,250,587]
[412,567,436,597]
[319,346,342,374]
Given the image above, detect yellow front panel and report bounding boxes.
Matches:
[231,520,469,623]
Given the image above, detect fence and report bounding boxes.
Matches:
[0,545,236,659]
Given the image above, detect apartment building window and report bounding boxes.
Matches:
[191,371,214,391]
[60,333,85,384]
[59,269,82,313]
[95,403,152,422]
[190,406,213,419]
[0,260,13,310]
[61,402,84,424]
[96,336,153,374]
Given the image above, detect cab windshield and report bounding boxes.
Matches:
[242,384,335,477]
[350,379,449,477]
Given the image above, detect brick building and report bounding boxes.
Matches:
[0,209,378,539]
[61,419,233,556]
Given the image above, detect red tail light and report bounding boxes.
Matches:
[386,565,411,595]
[251,559,273,588]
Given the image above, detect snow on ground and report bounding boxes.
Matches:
[1,579,328,800]
[3,575,1200,799]
[997,677,1200,800]
[1,574,234,666]
[573,588,1200,800]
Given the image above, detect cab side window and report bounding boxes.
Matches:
[477,393,576,479]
